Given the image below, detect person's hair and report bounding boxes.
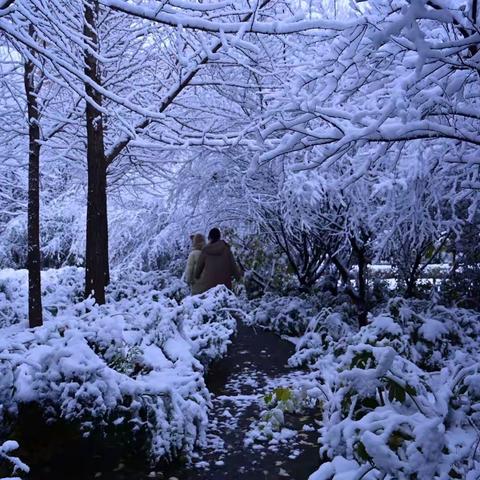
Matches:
[191,233,205,250]
[208,227,221,243]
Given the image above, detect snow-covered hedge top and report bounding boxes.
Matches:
[0,268,239,461]
[289,298,480,480]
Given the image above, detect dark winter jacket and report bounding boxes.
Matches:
[195,240,242,293]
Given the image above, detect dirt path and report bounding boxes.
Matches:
[163,322,322,480]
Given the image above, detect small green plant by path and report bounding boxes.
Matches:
[245,386,322,444]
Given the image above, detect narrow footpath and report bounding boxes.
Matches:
[23,322,322,480]
[164,322,322,480]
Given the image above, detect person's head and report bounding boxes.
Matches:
[208,227,221,243]
[191,233,205,250]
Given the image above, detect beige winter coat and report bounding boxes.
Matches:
[195,240,242,294]
[184,250,204,294]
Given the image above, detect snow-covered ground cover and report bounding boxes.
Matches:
[247,293,355,338]
[248,296,480,479]
[0,268,238,462]
[0,267,84,328]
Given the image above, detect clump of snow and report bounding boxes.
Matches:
[244,425,297,450]
[0,440,29,479]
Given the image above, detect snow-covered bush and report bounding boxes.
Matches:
[247,291,480,478]
[179,288,241,365]
[0,268,84,328]
[248,294,319,336]
[440,214,480,311]
[248,291,355,338]
[108,201,182,271]
[316,348,479,479]
[0,192,85,270]
[108,269,189,304]
[0,197,180,272]
[0,270,27,328]
[304,301,480,479]
[0,268,238,461]
[382,298,480,371]
[222,232,298,298]
[288,308,351,368]
[0,217,27,270]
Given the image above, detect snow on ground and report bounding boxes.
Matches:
[0,268,238,462]
[167,322,323,479]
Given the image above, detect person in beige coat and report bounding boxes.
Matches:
[195,228,242,294]
[184,233,206,294]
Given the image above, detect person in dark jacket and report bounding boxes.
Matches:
[195,228,242,293]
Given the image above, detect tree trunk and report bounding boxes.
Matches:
[350,237,369,328]
[404,251,422,299]
[84,0,109,304]
[331,253,367,328]
[24,56,43,328]
[355,248,368,328]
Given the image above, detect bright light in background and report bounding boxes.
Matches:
[295,0,368,19]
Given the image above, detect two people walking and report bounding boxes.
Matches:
[184,228,242,295]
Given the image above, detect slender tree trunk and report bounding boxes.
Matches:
[84,0,109,304]
[331,253,367,328]
[355,246,368,328]
[24,56,43,328]
[350,238,369,328]
[404,252,422,299]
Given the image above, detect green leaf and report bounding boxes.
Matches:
[404,383,417,397]
[387,430,412,450]
[356,441,372,462]
[274,387,292,403]
[350,350,374,369]
[362,396,379,410]
[448,469,462,479]
[386,378,407,403]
